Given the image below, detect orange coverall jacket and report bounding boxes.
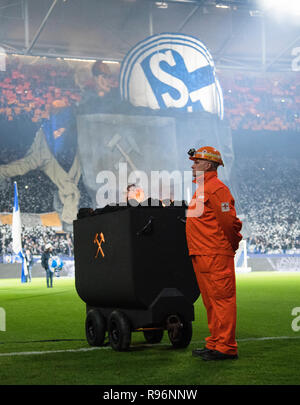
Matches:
[185,170,242,355]
[186,171,242,256]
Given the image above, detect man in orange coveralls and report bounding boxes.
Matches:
[186,146,242,361]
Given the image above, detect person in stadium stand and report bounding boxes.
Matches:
[41,243,54,288]
[78,60,121,115]
[186,146,242,361]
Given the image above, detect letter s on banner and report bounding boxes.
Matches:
[0,47,6,72]
[291,307,300,332]
[149,50,189,108]
[291,47,300,72]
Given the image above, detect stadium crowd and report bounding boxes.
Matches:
[0,57,81,123]
[219,71,300,132]
[235,156,300,254]
[0,224,73,257]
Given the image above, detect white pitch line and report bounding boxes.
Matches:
[1,335,300,357]
[0,346,109,357]
[237,336,300,342]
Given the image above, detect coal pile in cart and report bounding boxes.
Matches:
[74,199,200,351]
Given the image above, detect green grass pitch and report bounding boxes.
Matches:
[0,272,300,385]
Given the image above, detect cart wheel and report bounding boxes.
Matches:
[108,310,131,351]
[167,315,192,349]
[85,309,106,347]
[144,329,164,344]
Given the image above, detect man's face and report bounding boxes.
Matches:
[95,73,112,96]
[191,158,211,178]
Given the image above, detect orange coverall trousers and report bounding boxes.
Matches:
[192,254,238,355]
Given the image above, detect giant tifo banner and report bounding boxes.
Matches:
[78,33,233,210]
[0,34,233,227]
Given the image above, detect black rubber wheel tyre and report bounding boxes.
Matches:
[85,309,106,347]
[168,319,193,349]
[143,329,164,344]
[108,310,131,351]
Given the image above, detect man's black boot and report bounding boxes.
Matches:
[201,349,238,361]
[192,347,213,357]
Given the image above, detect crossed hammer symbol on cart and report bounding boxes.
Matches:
[94,232,105,258]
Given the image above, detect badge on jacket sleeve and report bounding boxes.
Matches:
[221,202,230,212]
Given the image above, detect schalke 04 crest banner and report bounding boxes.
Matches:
[120,33,224,119]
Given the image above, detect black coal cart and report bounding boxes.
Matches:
[74,202,200,351]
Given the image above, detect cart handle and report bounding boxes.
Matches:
[177,216,186,224]
[136,216,155,236]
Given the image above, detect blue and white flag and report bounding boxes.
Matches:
[12,181,27,283]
